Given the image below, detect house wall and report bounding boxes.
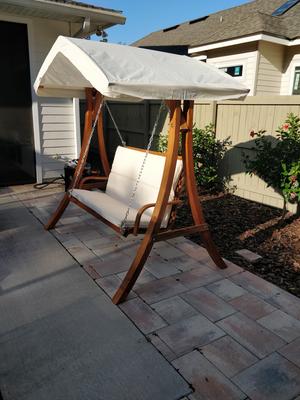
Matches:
[193,43,259,95]
[256,41,284,95]
[281,45,300,95]
[0,12,81,182]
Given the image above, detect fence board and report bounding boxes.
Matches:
[194,96,299,212]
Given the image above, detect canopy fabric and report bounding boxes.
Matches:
[34,36,249,101]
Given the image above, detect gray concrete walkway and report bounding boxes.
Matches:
[0,186,190,400]
[2,185,300,400]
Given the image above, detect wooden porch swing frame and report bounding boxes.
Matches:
[45,88,227,304]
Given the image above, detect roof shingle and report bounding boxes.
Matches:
[133,0,300,48]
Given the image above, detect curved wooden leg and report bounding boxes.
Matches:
[112,235,154,304]
[113,100,182,304]
[182,101,227,270]
[44,193,70,230]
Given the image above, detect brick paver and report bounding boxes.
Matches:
[152,296,198,324]
[233,353,300,400]
[19,187,300,400]
[229,292,276,320]
[145,254,181,278]
[147,333,177,362]
[258,310,300,343]
[235,249,262,263]
[206,278,247,301]
[120,298,167,334]
[175,267,222,290]
[231,271,280,299]
[173,350,247,400]
[95,275,136,300]
[136,276,187,304]
[217,312,286,358]
[157,314,225,356]
[88,255,133,276]
[278,337,300,368]
[201,336,258,378]
[268,290,300,320]
[181,287,236,322]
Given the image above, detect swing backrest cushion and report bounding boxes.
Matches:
[106,146,183,210]
[71,146,183,229]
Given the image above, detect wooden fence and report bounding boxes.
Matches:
[193,96,300,212]
[90,96,300,212]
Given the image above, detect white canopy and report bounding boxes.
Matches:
[34,36,249,101]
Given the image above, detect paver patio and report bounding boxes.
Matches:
[2,184,300,400]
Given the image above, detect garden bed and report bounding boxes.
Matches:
[177,193,300,298]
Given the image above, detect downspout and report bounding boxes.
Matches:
[73,17,91,38]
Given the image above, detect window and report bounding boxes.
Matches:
[219,65,243,77]
[272,0,299,17]
[292,67,300,95]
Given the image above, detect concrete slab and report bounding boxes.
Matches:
[0,197,190,400]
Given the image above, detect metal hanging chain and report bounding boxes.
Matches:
[105,102,126,147]
[69,99,104,194]
[120,101,167,233]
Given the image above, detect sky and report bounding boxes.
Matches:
[86,0,251,44]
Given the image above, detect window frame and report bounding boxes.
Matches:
[219,65,243,77]
[292,66,300,95]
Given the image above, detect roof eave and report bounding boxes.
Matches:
[188,31,293,54]
[1,0,126,25]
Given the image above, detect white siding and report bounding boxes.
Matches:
[40,99,77,180]
[281,46,300,95]
[205,51,258,95]
[30,18,79,181]
[256,42,284,95]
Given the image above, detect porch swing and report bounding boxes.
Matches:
[34,36,249,304]
[69,98,184,238]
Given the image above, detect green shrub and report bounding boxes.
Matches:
[157,124,231,192]
[243,113,300,206]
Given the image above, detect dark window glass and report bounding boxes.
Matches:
[272,0,299,16]
[292,67,300,95]
[219,65,243,77]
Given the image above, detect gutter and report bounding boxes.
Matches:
[188,33,300,54]
[4,0,126,26]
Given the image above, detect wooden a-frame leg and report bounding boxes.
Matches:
[182,100,227,269]
[44,88,96,230]
[112,100,182,304]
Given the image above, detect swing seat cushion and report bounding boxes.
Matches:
[71,146,183,229]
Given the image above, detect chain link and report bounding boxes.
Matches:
[120,102,167,233]
[105,102,126,147]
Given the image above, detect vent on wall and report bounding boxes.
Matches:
[272,0,300,16]
[189,16,208,24]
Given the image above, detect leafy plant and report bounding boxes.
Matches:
[157,123,231,192]
[281,162,300,203]
[243,113,300,208]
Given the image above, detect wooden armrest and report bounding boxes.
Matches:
[133,199,182,236]
[78,176,108,189]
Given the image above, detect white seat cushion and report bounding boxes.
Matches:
[71,146,183,229]
[71,189,163,228]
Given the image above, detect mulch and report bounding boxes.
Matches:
[176,193,300,298]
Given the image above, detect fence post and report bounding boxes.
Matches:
[211,101,217,127]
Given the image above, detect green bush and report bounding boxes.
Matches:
[243,113,300,206]
[157,124,230,192]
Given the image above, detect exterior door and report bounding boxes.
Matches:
[0,20,35,186]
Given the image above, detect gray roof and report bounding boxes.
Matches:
[133,0,300,48]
